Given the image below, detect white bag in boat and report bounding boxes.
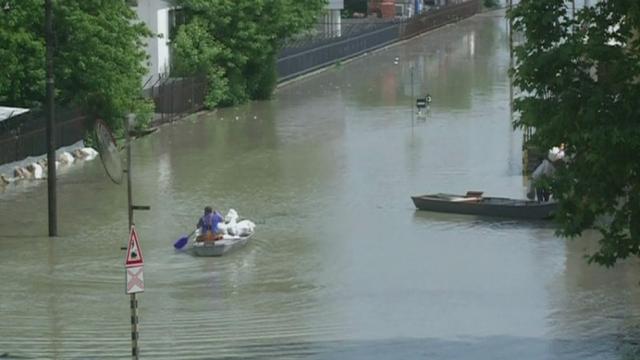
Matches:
[236,220,255,236]
[225,208,239,223]
[226,219,238,236]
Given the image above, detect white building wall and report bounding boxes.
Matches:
[323,0,343,37]
[331,10,341,37]
[156,8,170,78]
[135,0,172,88]
[326,0,344,10]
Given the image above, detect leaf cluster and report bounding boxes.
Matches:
[509,0,640,266]
[171,0,327,108]
[0,0,153,132]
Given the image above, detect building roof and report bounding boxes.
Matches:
[0,107,29,122]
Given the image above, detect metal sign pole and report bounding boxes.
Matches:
[124,114,150,359]
[130,292,139,359]
[126,116,139,360]
[126,116,134,228]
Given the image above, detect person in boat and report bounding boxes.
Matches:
[530,153,558,203]
[197,206,224,241]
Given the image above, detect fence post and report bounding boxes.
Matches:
[15,131,20,164]
[191,77,195,113]
[170,79,174,122]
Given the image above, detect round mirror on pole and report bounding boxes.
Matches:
[94,118,123,184]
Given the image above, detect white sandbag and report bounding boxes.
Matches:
[0,174,12,184]
[14,167,29,179]
[72,149,85,159]
[226,220,238,236]
[225,209,239,223]
[80,147,98,160]
[27,163,44,179]
[236,220,255,236]
[217,222,228,233]
[58,151,75,165]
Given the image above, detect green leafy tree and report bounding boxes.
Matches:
[0,0,153,132]
[172,0,327,108]
[0,1,45,107]
[510,1,640,266]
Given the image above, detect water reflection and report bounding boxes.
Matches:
[412,209,556,231]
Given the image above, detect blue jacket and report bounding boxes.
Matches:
[197,212,223,233]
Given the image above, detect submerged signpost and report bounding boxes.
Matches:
[95,114,149,359]
[125,225,144,359]
[124,114,150,359]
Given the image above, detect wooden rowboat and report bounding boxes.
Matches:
[411,192,556,220]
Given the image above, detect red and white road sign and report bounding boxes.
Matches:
[126,266,144,294]
[125,226,144,268]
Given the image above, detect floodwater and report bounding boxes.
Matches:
[1,10,639,360]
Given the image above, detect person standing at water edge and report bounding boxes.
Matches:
[529,147,565,202]
[197,206,224,241]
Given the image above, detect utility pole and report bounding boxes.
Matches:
[45,0,57,236]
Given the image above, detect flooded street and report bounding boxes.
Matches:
[1,10,640,359]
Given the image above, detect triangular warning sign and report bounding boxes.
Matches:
[125,225,144,268]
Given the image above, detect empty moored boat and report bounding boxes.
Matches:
[411,192,556,220]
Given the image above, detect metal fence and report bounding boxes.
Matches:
[402,0,481,39]
[277,21,403,82]
[0,74,206,166]
[144,75,207,124]
[0,107,86,165]
[277,0,481,81]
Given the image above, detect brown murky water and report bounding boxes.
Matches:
[1,9,639,360]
